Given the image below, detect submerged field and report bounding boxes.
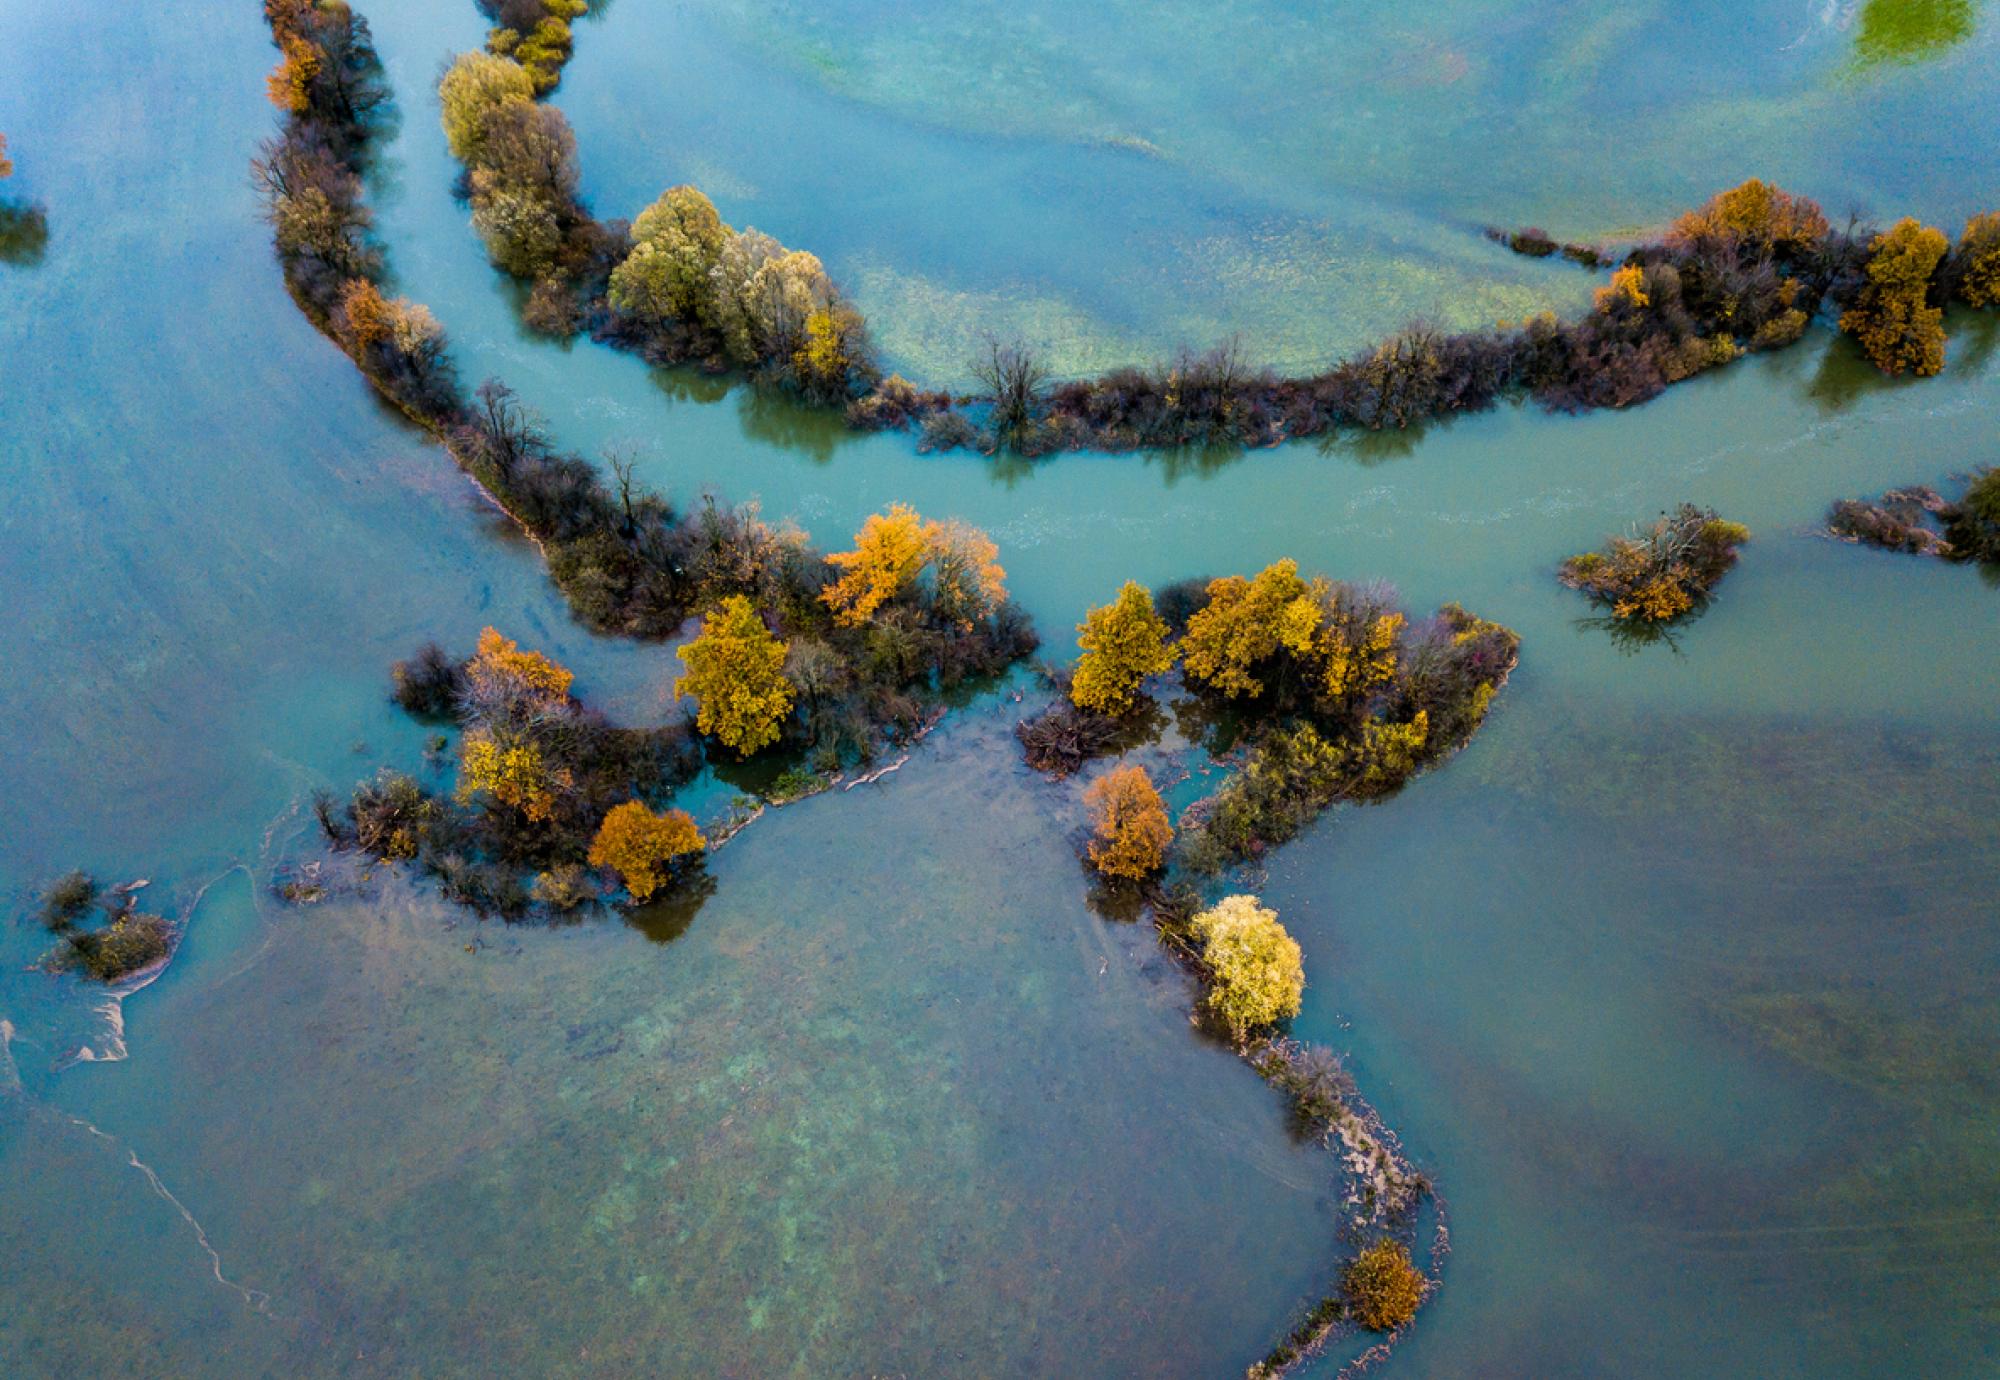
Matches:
[2,0,1998,1375]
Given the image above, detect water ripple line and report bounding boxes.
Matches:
[63,1112,276,1316]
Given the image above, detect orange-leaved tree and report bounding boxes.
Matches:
[1084,764,1172,880]
[587,800,706,901]
[267,30,321,112]
[820,504,1008,629]
[821,503,930,626]
[676,595,794,757]
[467,625,575,699]
[923,517,1008,630]
[1841,217,1949,377]
[1071,581,1174,714]
[0,133,13,180]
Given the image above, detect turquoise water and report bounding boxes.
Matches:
[3,0,1999,1375]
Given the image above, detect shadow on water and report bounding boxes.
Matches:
[623,870,716,944]
[0,200,49,267]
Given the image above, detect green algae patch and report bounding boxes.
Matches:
[1854,0,1976,66]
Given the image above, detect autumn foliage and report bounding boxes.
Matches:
[1084,764,1173,880]
[820,504,1008,630]
[1180,559,1403,707]
[676,595,794,757]
[1666,178,1829,257]
[1957,213,2000,308]
[1841,218,1949,377]
[587,800,705,901]
[1072,581,1175,714]
[1189,894,1305,1039]
[1344,1240,1425,1332]
[0,133,11,180]
[468,625,574,698]
[1559,505,1750,622]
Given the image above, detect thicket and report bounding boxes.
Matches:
[0,131,49,267]
[1558,505,1750,623]
[1830,467,2000,563]
[329,533,1032,916]
[31,872,174,984]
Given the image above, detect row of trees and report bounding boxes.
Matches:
[852,180,2000,457]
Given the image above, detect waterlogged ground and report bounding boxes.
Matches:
[3,0,2000,1376]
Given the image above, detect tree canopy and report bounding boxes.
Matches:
[1072,582,1175,714]
[676,595,794,757]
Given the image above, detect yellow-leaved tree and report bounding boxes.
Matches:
[1344,1240,1426,1332]
[1189,894,1304,1039]
[587,800,706,901]
[1841,218,1949,377]
[1071,581,1175,714]
[456,731,569,821]
[1666,179,1829,256]
[676,595,794,757]
[438,51,534,164]
[1084,764,1172,879]
[1955,211,2000,309]
[1180,559,1324,698]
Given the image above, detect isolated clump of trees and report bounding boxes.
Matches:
[30,872,174,984]
[1558,505,1751,624]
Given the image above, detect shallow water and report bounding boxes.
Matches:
[3,0,1999,1376]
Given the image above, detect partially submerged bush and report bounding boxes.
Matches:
[1084,764,1172,880]
[1016,701,1122,776]
[587,800,705,901]
[34,875,174,985]
[1189,894,1304,1039]
[1828,487,1953,556]
[1558,505,1750,622]
[1257,1041,1358,1137]
[1343,1239,1425,1332]
[1945,466,2000,561]
[392,641,465,715]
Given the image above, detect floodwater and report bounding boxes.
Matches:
[1,0,1996,1375]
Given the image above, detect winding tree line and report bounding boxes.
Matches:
[1014,564,1521,1368]
[438,2,2000,457]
